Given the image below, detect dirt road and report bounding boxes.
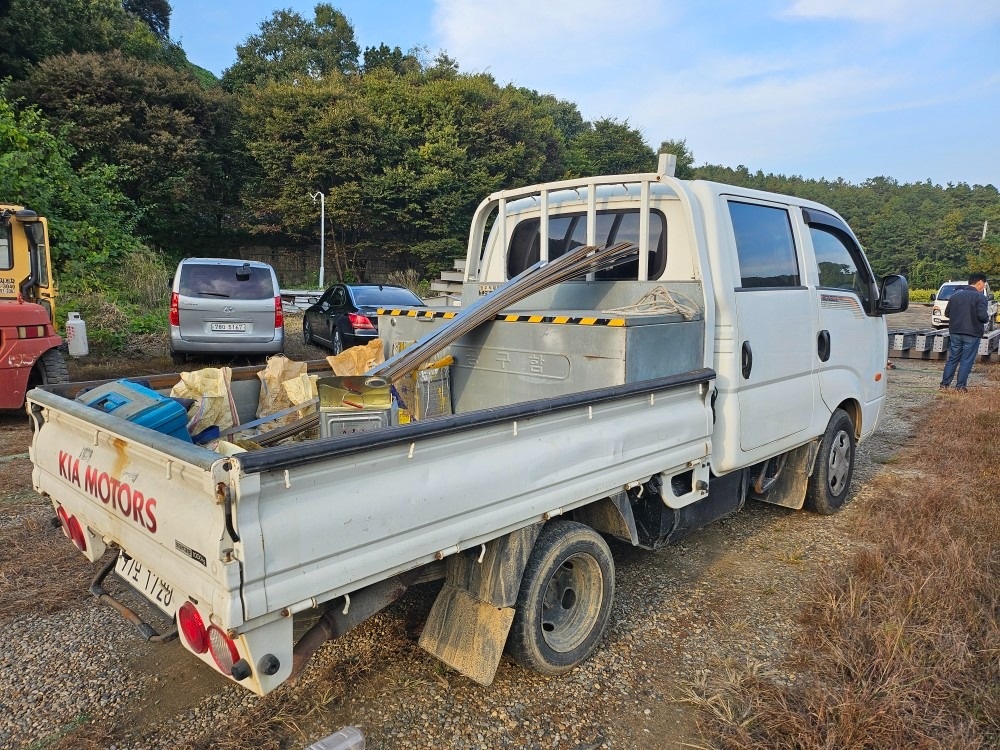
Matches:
[0,306,963,749]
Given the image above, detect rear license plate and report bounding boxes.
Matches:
[211,322,246,332]
[115,552,177,616]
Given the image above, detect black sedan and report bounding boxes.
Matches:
[302,283,425,354]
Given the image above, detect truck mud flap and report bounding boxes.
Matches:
[89,555,177,643]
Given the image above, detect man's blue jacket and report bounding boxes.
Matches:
[947,285,989,337]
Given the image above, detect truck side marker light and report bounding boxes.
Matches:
[342,593,351,615]
[283,470,291,489]
[875,373,882,382]
[408,443,415,459]
[477,544,486,564]
[208,625,240,675]
[650,393,656,405]
[512,421,518,437]
[588,406,593,420]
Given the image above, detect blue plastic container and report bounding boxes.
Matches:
[77,379,192,443]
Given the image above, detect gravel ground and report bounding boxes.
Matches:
[0,307,965,750]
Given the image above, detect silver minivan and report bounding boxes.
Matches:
[169,258,284,364]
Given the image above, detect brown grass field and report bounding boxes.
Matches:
[691,370,1000,749]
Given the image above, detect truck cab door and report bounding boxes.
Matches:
[802,209,885,427]
[726,199,816,452]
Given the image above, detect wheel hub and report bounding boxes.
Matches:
[540,553,603,653]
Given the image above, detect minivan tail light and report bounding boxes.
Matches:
[169,292,180,326]
[274,295,284,329]
[347,312,375,330]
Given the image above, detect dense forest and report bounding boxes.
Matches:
[2,0,999,325]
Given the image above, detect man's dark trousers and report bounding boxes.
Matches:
[941,333,980,389]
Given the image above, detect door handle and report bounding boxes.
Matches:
[741,341,753,379]
[817,330,831,362]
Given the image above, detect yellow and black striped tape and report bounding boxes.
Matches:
[377,309,626,326]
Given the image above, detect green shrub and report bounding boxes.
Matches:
[909,288,934,304]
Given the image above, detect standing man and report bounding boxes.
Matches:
[940,272,990,392]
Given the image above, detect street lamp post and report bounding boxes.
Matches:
[311,191,326,289]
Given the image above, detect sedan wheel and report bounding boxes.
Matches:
[303,320,313,345]
[332,330,344,355]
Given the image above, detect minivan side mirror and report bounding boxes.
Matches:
[878,274,909,314]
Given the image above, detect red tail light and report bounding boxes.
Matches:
[347,312,375,330]
[56,506,87,552]
[274,295,284,328]
[208,625,240,674]
[178,602,208,654]
[169,291,180,326]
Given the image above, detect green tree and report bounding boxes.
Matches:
[238,68,566,277]
[0,87,140,280]
[14,51,245,250]
[123,0,171,40]
[0,0,185,80]
[222,3,360,92]
[657,138,696,179]
[564,118,656,177]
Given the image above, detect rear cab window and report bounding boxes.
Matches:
[179,264,274,300]
[506,209,667,280]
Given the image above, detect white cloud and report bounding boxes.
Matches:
[431,0,670,82]
[782,0,1000,30]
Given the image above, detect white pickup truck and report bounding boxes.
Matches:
[27,156,909,695]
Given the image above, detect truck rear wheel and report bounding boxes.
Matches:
[806,408,856,515]
[29,349,69,388]
[506,520,614,676]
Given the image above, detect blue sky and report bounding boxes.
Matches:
[168,0,1000,187]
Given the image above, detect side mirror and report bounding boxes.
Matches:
[879,274,909,314]
[929,293,936,302]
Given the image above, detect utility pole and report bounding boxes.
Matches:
[311,191,326,289]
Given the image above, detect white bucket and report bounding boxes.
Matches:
[66,312,89,357]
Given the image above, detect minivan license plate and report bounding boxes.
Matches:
[115,552,177,616]
[211,322,246,332]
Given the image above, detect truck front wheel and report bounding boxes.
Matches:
[28,349,69,389]
[506,520,614,676]
[806,408,856,515]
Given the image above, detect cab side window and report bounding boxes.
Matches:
[728,201,800,288]
[809,225,872,309]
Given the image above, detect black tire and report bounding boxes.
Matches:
[28,349,69,389]
[806,408,856,515]
[332,330,344,355]
[303,320,313,345]
[506,520,615,676]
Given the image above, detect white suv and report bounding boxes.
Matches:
[931,280,997,330]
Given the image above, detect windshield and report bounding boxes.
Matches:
[937,285,968,301]
[353,286,423,307]
[179,264,274,299]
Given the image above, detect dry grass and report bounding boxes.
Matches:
[0,507,93,622]
[687,371,1000,749]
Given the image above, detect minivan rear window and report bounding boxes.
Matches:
[179,264,274,300]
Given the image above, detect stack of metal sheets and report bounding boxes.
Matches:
[369,241,638,382]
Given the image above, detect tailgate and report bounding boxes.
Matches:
[27,389,245,628]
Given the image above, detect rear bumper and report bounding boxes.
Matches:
[170,327,284,354]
